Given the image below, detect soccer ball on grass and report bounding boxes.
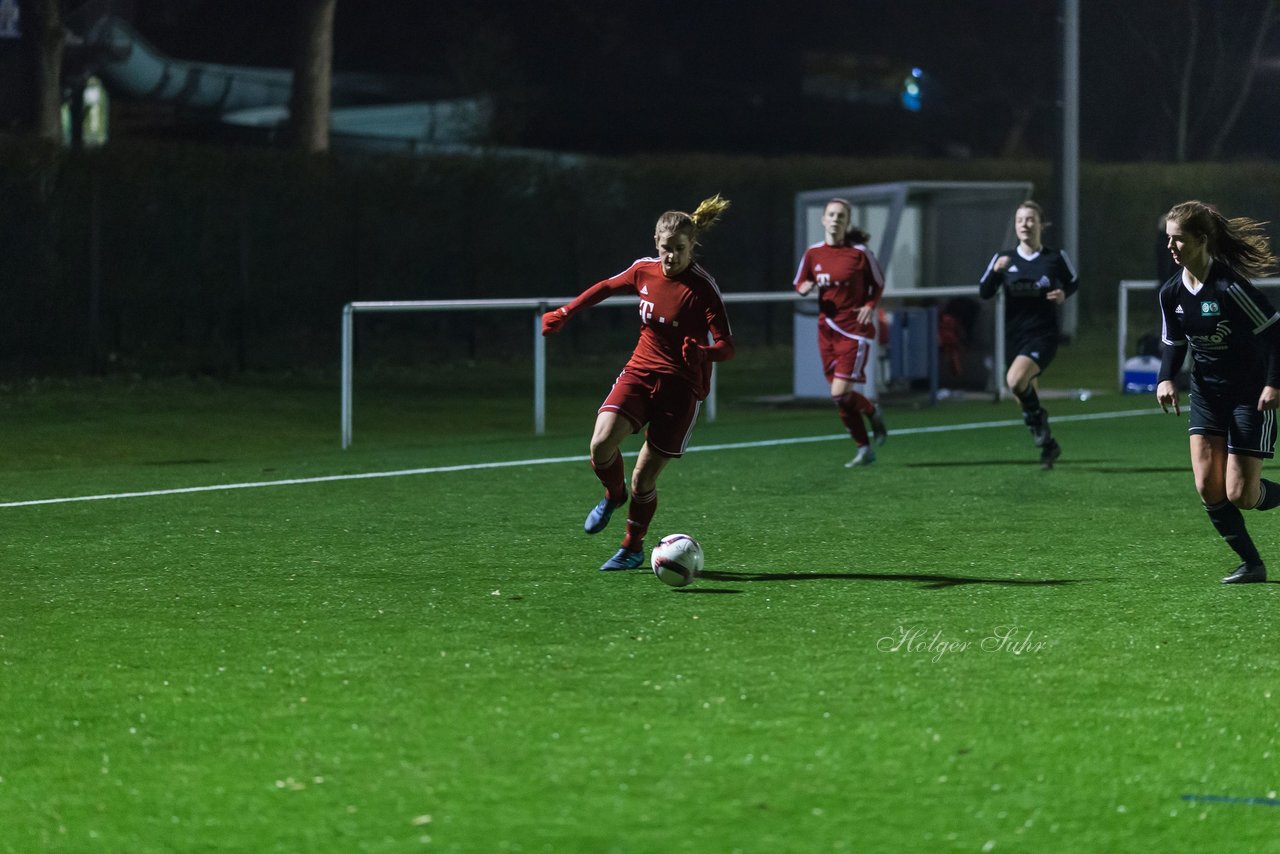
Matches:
[651,534,704,587]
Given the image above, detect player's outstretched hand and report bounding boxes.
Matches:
[682,336,706,367]
[541,307,569,336]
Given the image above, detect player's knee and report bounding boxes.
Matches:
[1226,483,1255,509]
[1196,478,1227,505]
[631,473,658,496]
[589,436,617,465]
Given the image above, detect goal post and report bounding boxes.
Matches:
[793,180,1031,402]
[1116,277,1280,392]
[340,298,575,448]
[339,292,800,448]
[338,288,1023,448]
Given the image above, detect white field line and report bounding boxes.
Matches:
[0,409,1157,509]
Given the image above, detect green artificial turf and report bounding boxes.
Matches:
[3,345,1280,852]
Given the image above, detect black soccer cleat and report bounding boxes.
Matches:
[869,405,888,446]
[1027,408,1052,448]
[1221,562,1267,584]
[1039,439,1061,470]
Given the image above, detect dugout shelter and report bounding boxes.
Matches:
[793,181,1034,399]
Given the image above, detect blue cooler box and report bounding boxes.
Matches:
[1123,355,1160,394]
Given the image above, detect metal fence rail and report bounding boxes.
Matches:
[340,287,992,448]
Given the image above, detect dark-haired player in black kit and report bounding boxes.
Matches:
[979,201,1078,469]
[1157,200,1280,585]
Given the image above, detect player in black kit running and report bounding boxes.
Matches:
[979,201,1078,469]
[1157,200,1280,584]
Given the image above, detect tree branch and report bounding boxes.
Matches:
[1207,0,1278,159]
[1175,0,1199,161]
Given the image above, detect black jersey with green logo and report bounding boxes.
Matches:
[1158,260,1280,402]
[978,246,1078,345]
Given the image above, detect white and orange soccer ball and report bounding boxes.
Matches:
[651,534,704,587]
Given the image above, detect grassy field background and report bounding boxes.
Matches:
[4,333,1280,852]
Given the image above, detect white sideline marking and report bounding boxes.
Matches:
[0,409,1157,509]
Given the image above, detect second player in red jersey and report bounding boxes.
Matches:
[794,197,887,467]
[542,195,735,572]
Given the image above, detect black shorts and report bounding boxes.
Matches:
[1188,390,1277,459]
[1008,333,1058,371]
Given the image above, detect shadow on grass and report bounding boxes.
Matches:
[698,570,1096,589]
[902,459,1185,474]
[1074,465,1187,474]
[901,459,1062,468]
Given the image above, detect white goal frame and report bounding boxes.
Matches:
[340,293,795,448]
[1116,277,1280,391]
[339,288,1007,448]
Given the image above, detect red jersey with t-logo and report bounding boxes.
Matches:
[794,241,883,338]
[564,258,733,399]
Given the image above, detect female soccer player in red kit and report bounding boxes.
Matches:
[541,195,735,571]
[794,198,887,467]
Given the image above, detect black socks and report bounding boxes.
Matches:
[1016,386,1042,423]
[1256,479,1280,511]
[1205,499,1263,565]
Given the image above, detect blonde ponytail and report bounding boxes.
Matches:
[655,194,732,244]
[690,194,731,232]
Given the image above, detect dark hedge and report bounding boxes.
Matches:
[1,137,1276,376]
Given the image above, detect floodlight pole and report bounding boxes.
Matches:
[1059,0,1080,338]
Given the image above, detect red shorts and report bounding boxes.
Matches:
[818,321,872,384]
[599,369,701,457]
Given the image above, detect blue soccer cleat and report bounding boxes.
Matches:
[600,548,645,572]
[584,493,627,534]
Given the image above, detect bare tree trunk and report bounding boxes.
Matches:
[1174,0,1199,162]
[1206,0,1277,160]
[31,0,64,144]
[290,0,336,154]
